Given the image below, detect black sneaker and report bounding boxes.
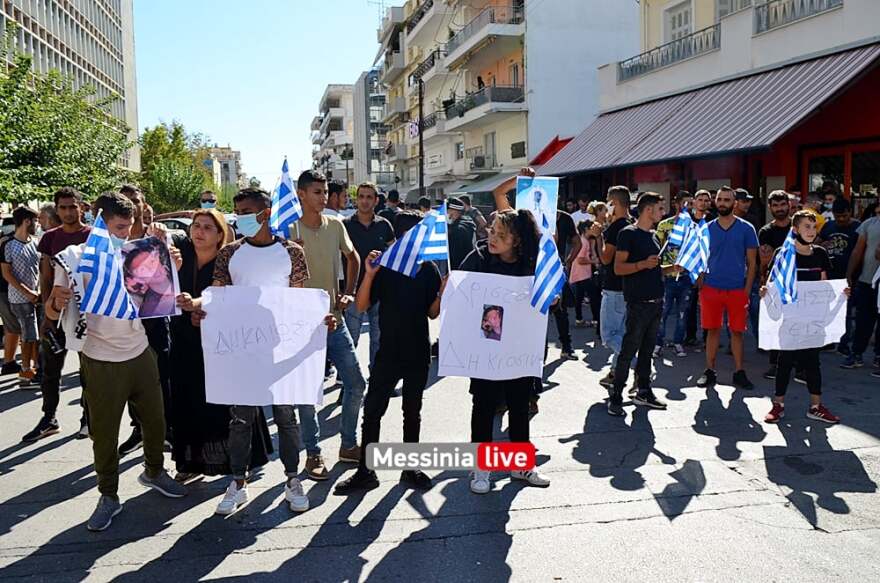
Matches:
[696,368,716,387]
[632,391,667,410]
[1,360,21,376]
[560,347,578,361]
[606,393,625,417]
[763,366,777,380]
[400,470,432,490]
[334,469,379,494]
[118,429,143,456]
[598,371,615,389]
[732,370,754,390]
[21,417,60,443]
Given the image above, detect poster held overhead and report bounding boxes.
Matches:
[516,176,559,236]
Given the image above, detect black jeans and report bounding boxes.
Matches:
[471,377,531,443]
[552,283,573,349]
[358,359,429,472]
[852,282,880,357]
[612,301,663,398]
[775,348,821,396]
[40,325,87,422]
[685,283,699,341]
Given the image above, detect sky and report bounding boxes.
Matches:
[134,0,405,189]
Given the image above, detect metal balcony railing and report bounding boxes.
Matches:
[406,0,434,34]
[446,4,524,56]
[617,24,720,82]
[409,47,445,85]
[444,85,525,118]
[719,0,754,18]
[754,0,843,34]
[421,111,440,131]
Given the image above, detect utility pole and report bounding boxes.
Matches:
[418,78,425,202]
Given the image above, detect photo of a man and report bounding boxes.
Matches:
[481,305,503,341]
[121,237,180,319]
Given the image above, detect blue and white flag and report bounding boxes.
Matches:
[76,213,138,320]
[676,220,710,283]
[668,206,693,247]
[379,204,448,277]
[270,158,303,237]
[531,216,566,315]
[769,230,798,305]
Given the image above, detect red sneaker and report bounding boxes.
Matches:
[764,402,785,423]
[807,404,840,424]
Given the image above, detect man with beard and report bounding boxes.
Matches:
[819,197,860,356]
[758,191,793,380]
[696,187,758,390]
[446,197,477,270]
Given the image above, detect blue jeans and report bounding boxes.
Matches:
[656,276,693,346]
[600,290,626,366]
[297,319,367,454]
[344,302,380,371]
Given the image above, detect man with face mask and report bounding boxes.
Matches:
[1,206,41,387]
[44,192,186,531]
[200,190,217,209]
[696,186,759,391]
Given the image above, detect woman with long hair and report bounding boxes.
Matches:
[571,220,602,329]
[170,209,272,481]
[458,208,551,494]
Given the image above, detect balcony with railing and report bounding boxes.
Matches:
[408,47,447,87]
[377,5,405,43]
[443,85,526,131]
[407,0,434,34]
[380,50,406,83]
[382,96,408,123]
[754,0,843,34]
[445,4,525,69]
[406,0,451,46]
[384,142,408,162]
[617,24,721,82]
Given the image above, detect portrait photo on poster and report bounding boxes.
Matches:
[121,236,182,319]
[481,304,503,341]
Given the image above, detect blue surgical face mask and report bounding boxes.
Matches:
[84,211,94,224]
[201,201,216,209]
[235,212,263,237]
[110,234,127,251]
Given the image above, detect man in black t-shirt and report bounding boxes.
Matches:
[335,211,442,494]
[596,186,635,388]
[607,192,667,416]
[757,190,792,378]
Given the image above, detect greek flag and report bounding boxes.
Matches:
[769,230,798,304]
[676,219,710,283]
[270,158,303,237]
[668,207,693,247]
[531,215,565,315]
[76,213,138,320]
[379,203,448,277]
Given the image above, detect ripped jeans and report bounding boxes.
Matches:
[228,405,300,481]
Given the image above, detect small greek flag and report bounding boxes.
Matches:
[668,207,693,247]
[379,203,448,277]
[270,158,303,237]
[530,215,566,315]
[676,219,710,283]
[76,213,138,320]
[769,230,798,305]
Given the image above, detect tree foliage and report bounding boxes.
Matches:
[139,121,216,213]
[0,23,132,203]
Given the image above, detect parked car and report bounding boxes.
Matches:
[155,217,191,238]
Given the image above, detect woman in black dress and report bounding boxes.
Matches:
[170,208,272,481]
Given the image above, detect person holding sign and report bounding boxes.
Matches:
[335,211,443,494]
[761,211,845,425]
[458,209,551,494]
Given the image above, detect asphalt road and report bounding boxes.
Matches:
[0,320,878,582]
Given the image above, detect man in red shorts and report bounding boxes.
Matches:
[696,186,758,390]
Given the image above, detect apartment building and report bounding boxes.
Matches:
[207,145,246,190]
[543,0,880,217]
[311,84,356,185]
[0,0,140,169]
[353,70,395,191]
[376,0,638,206]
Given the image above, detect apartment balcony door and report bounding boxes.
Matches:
[484,132,497,168]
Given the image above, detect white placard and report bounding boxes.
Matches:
[516,176,559,235]
[439,271,547,380]
[758,279,848,351]
[201,286,330,406]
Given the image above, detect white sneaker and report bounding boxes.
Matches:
[652,345,662,358]
[469,470,491,494]
[215,481,248,515]
[284,477,309,512]
[510,469,551,487]
[674,344,687,357]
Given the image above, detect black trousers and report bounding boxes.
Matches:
[852,282,880,357]
[358,359,429,472]
[612,301,663,397]
[552,283,573,349]
[685,283,699,341]
[470,377,532,443]
[39,325,87,422]
[775,348,822,397]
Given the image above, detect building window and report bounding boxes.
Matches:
[511,141,526,159]
[665,1,692,42]
[455,142,464,160]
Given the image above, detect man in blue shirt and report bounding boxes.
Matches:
[697,187,759,390]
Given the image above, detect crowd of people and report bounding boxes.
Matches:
[0,167,874,533]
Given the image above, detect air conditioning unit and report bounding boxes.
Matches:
[471,156,486,169]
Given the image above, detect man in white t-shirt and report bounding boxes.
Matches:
[46,192,186,532]
[571,195,595,227]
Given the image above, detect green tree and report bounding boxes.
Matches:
[0,23,132,203]
[148,159,210,214]
[139,121,215,213]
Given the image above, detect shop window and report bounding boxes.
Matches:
[808,155,844,195]
[852,150,880,219]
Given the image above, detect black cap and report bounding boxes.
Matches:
[446,197,465,211]
[734,188,753,201]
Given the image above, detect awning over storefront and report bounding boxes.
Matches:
[450,171,519,195]
[541,43,880,176]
